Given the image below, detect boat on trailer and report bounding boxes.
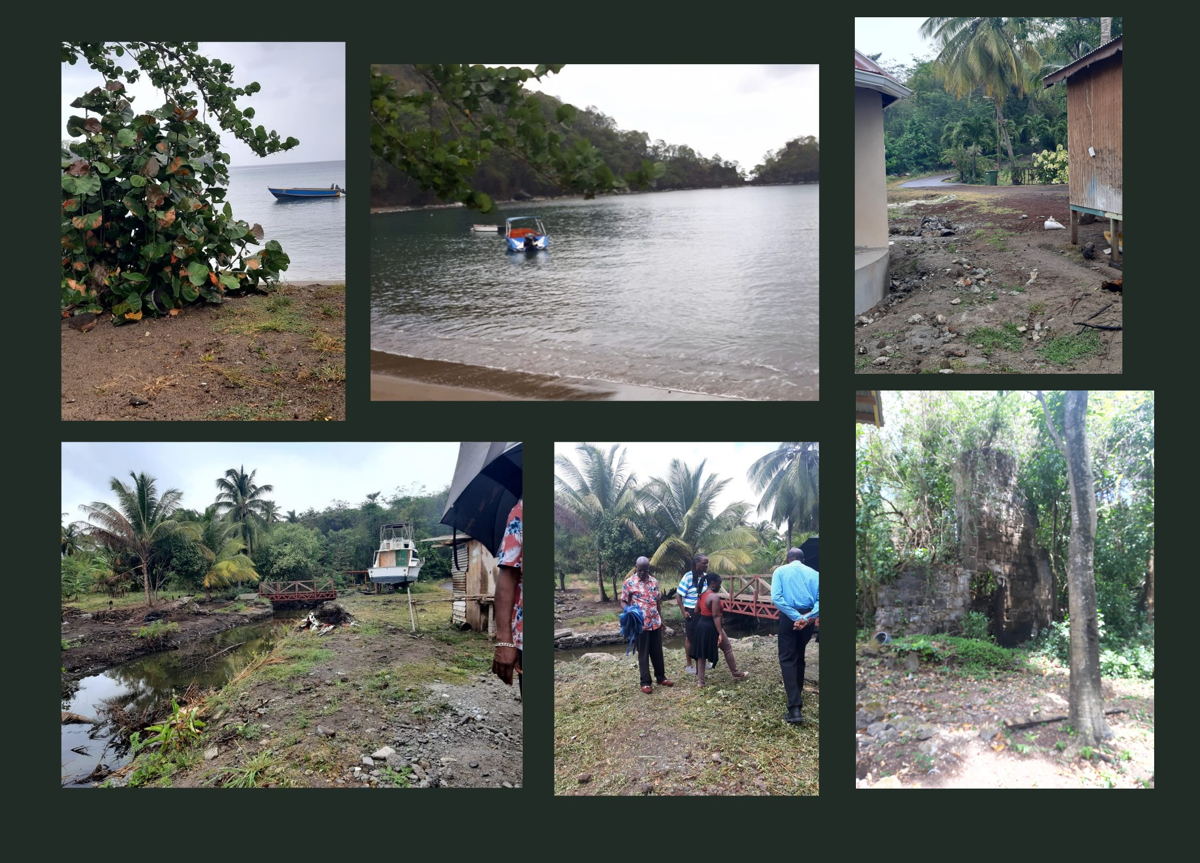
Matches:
[368,523,423,589]
[504,215,548,252]
[268,185,346,200]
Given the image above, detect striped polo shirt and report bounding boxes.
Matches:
[677,571,706,609]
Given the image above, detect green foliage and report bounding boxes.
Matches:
[1032,145,1069,184]
[61,552,111,599]
[752,136,819,184]
[1032,615,1154,679]
[940,143,990,183]
[135,620,179,644]
[256,522,324,581]
[61,43,295,317]
[960,610,991,641]
[892,634,1025,675]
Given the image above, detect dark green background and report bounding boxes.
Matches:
[21,6,1176,849]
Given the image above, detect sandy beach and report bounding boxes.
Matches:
[370,351,742,401]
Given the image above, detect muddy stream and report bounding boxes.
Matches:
[61,616,295,787]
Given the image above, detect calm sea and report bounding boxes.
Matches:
[227,160,345,282]
[371,185,819,400]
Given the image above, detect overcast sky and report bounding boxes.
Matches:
[520,64,819,174]
[61,42,345,167]
[555,441,803,519]
[61,442,460,519]
[855,18,937,71]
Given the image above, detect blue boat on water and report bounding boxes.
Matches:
[268,185,346,200]
[504,215,548,252]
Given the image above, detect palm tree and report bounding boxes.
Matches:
[922,17,1041,173]
[61,515,86,558]
[261,501,281,529]
[638,459,757,577]
[79,472,185,606]
[554,444,642,602]
[213,466,274,556]
[748,442,819,549]
[202,536,260,593]
[285,510,300,524]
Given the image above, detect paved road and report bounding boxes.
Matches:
[900,173,957,188]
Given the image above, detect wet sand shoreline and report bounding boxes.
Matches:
[370,351,743,401]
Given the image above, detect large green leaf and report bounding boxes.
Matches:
[116,127,137,148]
[186,261,210,286]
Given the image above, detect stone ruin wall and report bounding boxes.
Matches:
[874,447,1053,645]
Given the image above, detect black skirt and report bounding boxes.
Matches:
[690,615,718,669]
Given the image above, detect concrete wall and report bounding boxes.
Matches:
[854,88,890,314]
[855,87,888,249]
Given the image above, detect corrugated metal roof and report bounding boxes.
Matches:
[855,50,899,81]
[1044,35,1123,87]
[855,50,912,104]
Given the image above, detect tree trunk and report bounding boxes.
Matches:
[1061,391,1111,745]
[1100,17,1112,44]
[596,557,608,602]
[142,560,152,607]
[786,516,793,550]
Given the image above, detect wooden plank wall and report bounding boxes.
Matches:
[1068,55,1122,216]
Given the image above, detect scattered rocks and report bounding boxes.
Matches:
[944,346,967,358]
[579,652,619,663]
[906,314,924,324]
[204,746,219,761]
[873,356,890,366]
[577,773,592,784]
[950,297,962,305]
[316,725,336,738]
[371,746,396,761]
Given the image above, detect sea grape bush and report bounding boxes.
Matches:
[1032,145,1069,185]
[61,42,298,320]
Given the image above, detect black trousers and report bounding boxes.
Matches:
[778,615,814,710]
[637,627,666,686]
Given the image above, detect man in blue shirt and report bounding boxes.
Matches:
[675,554,709,675]
[771,547,819,725]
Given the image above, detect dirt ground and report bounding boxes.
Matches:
[856,183,1122,374]
[121,591,522,789]
[856,643,1153,789]
[555,636,818,796]
[61,282,345,420]
[61,596,272,685]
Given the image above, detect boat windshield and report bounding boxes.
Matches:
[506,217,544,237]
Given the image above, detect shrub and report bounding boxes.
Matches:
[1032,145,1069,184]
[960,610,991,641]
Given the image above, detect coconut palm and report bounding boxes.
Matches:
[79,472,185,606]
[637,459,757,577]
[61,515,86,558]
[922,17,1041,172]
[202,536,260,592]
[748,442,820,549]
[554,443,642,602]
[213,466,274,556]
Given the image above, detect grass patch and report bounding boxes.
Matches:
[967,323,1024,355]
[314,363,345,383]
[64,590,190,613]
[257,635,335,682]
[309,332,344,354]
[890,635,1026,677]
[571,612,620,628]
[1039,331,1101,366]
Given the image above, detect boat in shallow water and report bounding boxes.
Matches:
[504,215,548,252]
[368,523,423,586]
[268,185,346,199]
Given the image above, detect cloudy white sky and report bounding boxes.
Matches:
[555,441,802,518]
[855,18,937,71]
[61,442,460,519]
[61,42,345,167]
[521,64,819,175]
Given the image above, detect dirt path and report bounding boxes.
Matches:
[856,184,1122,374]
[61,282,345,420]
[856,644,1153,789]
[555,636,818,795]
[120,591,522,789]
[62,597,273,684]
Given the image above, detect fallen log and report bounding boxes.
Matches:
[1004,708,1126,731]
[1073,321,1123,330]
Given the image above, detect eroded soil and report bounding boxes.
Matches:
[133,592,522,789]
[61,282,345,420]
[856,184,1122,374]
[856,643,1153,789]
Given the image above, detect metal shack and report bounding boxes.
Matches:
[1043,36,1123,262]
[855,50,912,314]
[427,535,497,632]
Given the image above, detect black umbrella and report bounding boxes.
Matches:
[441,442,523,556]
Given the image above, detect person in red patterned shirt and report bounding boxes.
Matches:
[493,499,523,692]
[621,556,674,694]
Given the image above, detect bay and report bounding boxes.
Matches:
[227,159,346,282]
[371,185,818,400]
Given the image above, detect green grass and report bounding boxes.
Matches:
[967,323,1024,355]
[64,589,190,613]
[1039,331,1102,366]
[890,635,1027,677]
[257,638,335,682]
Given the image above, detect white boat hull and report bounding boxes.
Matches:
[369,564,422,585]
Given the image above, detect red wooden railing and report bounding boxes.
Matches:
[258,578,338,603]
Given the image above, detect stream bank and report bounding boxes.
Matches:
[110,589,522,788]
